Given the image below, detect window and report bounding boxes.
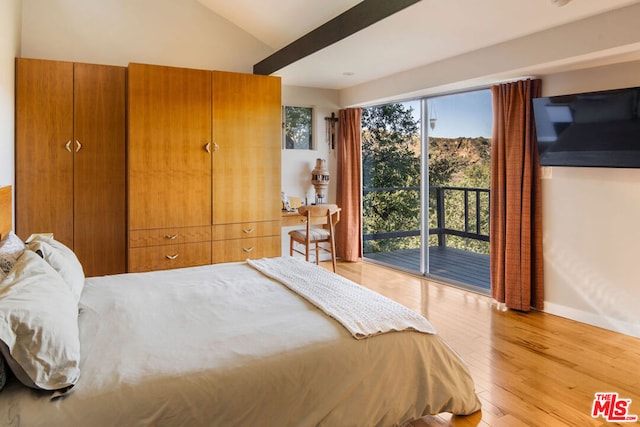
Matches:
[283,106,313,149]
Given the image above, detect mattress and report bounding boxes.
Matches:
[0,260,481,426]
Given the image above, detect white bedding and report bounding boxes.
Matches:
[0,260,481,426]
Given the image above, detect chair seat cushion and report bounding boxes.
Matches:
[289,228,331,242]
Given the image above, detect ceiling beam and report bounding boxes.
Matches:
[253,0,422,76]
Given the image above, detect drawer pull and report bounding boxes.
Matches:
[165,234,178,240]
[166,254,179,260]
[242,227,254,234]
[242,247,254,253]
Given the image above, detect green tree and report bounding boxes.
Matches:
[284,106,312,149]
[361,106,491,256]
[362,104,421,253]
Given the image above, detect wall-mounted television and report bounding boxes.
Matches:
[533,86,640,168]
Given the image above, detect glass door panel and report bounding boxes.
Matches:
[425,90,492,293]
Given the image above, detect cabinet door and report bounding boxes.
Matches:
[212,72,281,224]
[73,63,127,276]
[15,59,74,247]
[128,63,212,230]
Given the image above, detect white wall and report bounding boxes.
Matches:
[0,0,22,191]
[281,86,340,204]
[340,3,640,107]
[281,85,340,256]
[539,61,640,338]
[21,0,271,73]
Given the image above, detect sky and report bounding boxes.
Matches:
[406,89,493,139]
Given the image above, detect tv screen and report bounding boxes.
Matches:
[532,86,640,168]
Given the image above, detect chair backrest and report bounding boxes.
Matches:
[298,204,340,226]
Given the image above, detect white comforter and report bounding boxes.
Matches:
[0,261,481,426]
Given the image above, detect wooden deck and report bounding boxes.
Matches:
[364,246,490,293]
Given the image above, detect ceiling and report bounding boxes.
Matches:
[198,0,640,89]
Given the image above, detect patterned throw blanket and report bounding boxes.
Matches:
[247,257,436,339]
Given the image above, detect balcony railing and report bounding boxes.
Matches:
[363,185,491,291]
[362,186,490,248]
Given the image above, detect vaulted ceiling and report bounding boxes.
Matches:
[198,0,640,89]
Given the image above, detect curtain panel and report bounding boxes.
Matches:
[490,79,544,311]
[336,108,363,261]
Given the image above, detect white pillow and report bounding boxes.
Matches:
[0,231,26,273]
[28,236,85,303]
[0,250,81,391]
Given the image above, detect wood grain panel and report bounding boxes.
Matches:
[129,226,211,248]
[15,58,74,247]
[128,241,211,273]
[211,220,280,241]
[128,63,212,230]
[212,71,281,224]
[73,63,127,276]
[212,235,280,263]
[0,186,11,239]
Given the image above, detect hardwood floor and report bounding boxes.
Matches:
[330,260,640,427]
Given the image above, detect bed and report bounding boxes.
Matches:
[0,185,481,426]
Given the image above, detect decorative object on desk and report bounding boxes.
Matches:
[325,112,339,149]
[311,158,330,204]
[281,192,293,212]
[288,197,302,209]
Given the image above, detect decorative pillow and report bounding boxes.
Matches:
[0,250,80,391]
[27,236,85,303]
[0,231,26,273]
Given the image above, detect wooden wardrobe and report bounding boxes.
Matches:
[15,58,127,277]
[127,63,281,272]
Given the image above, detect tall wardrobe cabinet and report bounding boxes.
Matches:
[15,58,127,277]
[127,63,213,272]
[127,64,282,272]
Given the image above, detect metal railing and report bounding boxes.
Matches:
[362,186,490,246]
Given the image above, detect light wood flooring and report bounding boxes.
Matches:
[329,259,640,427]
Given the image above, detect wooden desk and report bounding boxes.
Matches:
[281,208,341,227]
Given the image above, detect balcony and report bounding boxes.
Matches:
[363,186,491,293]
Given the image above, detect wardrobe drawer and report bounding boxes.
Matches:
[211,221,281,241]
[129,226,211,248]
[212,236,281,263]
[128,242,211,272]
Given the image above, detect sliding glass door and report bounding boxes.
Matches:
[362,101,421,271]
[362,90,492,293]
[424,91,492,292]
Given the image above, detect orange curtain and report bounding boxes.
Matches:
[490,79,544,311]
[336,108,363,261]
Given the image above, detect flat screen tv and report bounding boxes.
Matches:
[532,86,640,168]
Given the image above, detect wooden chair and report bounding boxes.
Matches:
[288,204,340,272]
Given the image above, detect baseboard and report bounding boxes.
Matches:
[544,301,640,339]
